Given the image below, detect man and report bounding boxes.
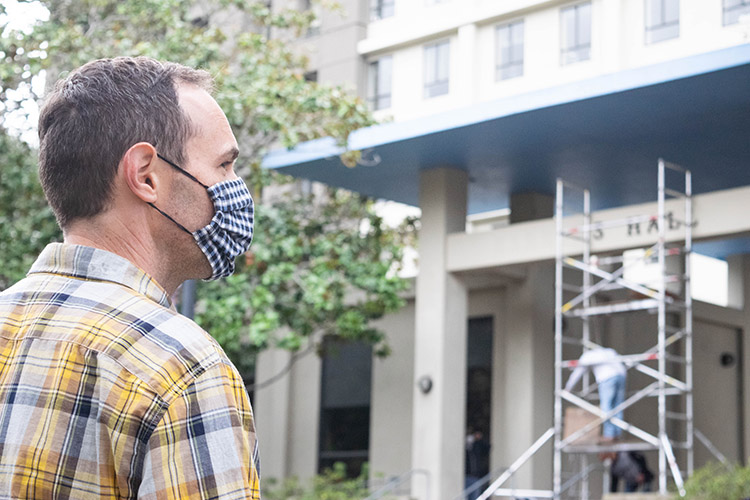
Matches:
[0,57,260,499]
[610,451,653,492]
[565,347,626,441]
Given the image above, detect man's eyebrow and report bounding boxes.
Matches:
[219,147,240,163]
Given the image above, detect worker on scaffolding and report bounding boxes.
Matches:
[565,347,626,442]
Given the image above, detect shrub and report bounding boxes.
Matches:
[681,462,750,500]
[262,462,370,500]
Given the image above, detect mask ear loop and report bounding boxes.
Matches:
[149,152,212,234]
[148,203,193,235]
[156,153,210,189]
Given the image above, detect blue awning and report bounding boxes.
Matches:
[264,44,750,218]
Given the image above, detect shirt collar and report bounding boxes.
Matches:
[29,243,172,308]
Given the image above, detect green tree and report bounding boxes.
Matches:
[0,131,61,289]
[0,0,415,377]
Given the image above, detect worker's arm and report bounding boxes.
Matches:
[564,365,586,392]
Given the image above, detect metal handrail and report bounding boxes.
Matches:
[452,466,508,500]
[363,468,430,500]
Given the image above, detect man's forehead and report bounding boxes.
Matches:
[178,84,225,122]
[178,84,238,155]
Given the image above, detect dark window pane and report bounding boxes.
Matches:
[318,338,372,479]
[318,408,370,478]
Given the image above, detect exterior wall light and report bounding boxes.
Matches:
[418,375,433,394]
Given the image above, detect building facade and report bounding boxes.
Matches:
[257,1,750,498]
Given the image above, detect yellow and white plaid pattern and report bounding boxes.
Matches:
[0,243,260,499]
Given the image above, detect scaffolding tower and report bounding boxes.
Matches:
[476,159,696,500]
[553,159,693,498]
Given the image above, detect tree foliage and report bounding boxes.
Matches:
[0,0,415,374]
[0,131,60,289]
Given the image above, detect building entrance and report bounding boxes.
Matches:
[465,317,494,496]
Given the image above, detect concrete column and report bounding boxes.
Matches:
[411,167,469,500]
[501,262,555,488]
[254,348,293,481]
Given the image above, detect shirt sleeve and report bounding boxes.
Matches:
[564,365,586,391]
[137,361,261,500]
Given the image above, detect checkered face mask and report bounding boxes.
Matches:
[150,154,255,281]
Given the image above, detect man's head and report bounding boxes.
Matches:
[38,56,214,229]
[38,57,248,290]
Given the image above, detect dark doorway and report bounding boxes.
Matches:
[318,338,372,478]
[465,316,493,494]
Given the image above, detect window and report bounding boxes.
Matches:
[318,339,372,478]
[645,0,679,43]
[299,0,321,36]
[724,0,750,25]
[424,40,450,98]
[368,56,393,110]
[370,0,394,20]
[560,2,591,65]
[495,21,524,80]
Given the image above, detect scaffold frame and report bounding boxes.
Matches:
[552,159,693,498]
[475,160,697,500]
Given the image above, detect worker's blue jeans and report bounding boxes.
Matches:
[599,373,626,438]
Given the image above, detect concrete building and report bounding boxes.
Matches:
[258,1,750,498]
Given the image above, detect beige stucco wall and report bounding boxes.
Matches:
[369,299,416,479]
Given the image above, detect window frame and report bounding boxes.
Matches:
[723,0,750,25]
[423,39,451,99]
[317,338,373,478]
[560,2,592,66]
[495,20,525,81]
[367,55,393,111]
[644,0,680,44]
[370,0,395,21]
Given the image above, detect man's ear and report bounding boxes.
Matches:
[121,143,161,203]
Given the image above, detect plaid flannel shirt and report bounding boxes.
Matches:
[0,243,260,499]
